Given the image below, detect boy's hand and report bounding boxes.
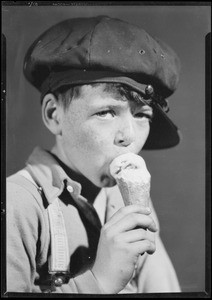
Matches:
[91,205,157,293]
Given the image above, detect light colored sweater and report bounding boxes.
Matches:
[6,147,181,294]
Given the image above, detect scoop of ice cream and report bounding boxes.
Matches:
[109,153,151,206]
[110,153,150,182]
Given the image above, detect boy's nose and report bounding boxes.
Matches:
[114,119,136,147]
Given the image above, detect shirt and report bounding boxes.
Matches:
[6,146,181,294]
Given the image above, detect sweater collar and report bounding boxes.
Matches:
[25,146,82,203]
[48,151,101,205]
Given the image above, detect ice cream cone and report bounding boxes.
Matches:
[109,153,151,207]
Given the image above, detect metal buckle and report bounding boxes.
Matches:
[145,85,169,113]
[50,272,70,287]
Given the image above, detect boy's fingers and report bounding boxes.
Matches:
[109,213,157,235]
[130,240,156,255]
[106,204,151,227]
[116,228,155,244]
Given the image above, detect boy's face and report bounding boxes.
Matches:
[58,84,153,188]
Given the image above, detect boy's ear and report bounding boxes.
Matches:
[41,93,63,135]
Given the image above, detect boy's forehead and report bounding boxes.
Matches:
[78,83,147,106]
[80,84,105,95]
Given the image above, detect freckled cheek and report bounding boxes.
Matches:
[77,126,112,155]
[63,118,107,156]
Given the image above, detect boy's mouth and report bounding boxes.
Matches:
[100,174,116,187]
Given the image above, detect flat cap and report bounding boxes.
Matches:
[23,15,181,149]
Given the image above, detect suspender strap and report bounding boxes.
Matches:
[47,198,70,274]
[9,171,70,281]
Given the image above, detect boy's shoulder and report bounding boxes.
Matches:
[7,169,47,214]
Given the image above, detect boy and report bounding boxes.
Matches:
[7,16,181,293]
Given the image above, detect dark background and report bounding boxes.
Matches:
[2,3,210,293]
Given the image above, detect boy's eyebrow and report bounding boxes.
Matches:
[90,100,150,110]
[91,104,126,110]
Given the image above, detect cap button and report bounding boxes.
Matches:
[67,185,74,193]
[145,85,154,96]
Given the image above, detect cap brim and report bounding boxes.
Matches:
[143,103,181,150]
[40,70,148,97]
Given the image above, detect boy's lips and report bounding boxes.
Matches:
[100,173,116,187]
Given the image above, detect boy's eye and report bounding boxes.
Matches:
[131,104,153,121]
[95,110,116,119]
[134,112,153,121]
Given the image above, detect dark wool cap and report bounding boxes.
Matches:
[23,15,181,149]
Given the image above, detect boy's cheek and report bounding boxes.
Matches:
[77,125,113,151]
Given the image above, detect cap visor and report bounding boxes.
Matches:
[143,103,181,149]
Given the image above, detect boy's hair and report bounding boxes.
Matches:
[51,83,148,110]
